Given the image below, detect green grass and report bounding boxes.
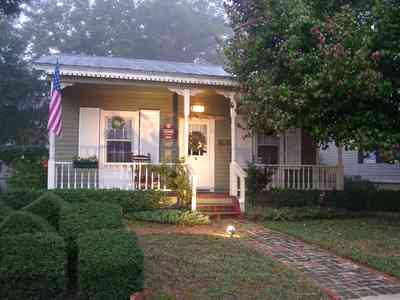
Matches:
[140,234,325,300]
[266,217,400,278]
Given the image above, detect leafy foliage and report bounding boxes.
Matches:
[127,209,210,226]
[151,159,192,207]
[247,206,339,222]
[0,0,29,16]
[0,201,14,223]
[0,211,55,236]
[78,229,144,299]
[246,163,273,203]
[22,191,69,229]
[0,232,66,300]
[225,0,400,154]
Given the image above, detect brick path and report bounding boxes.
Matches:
[242,224,400,300]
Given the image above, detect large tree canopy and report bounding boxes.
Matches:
[22,0,229,63]
[225,0,400,158]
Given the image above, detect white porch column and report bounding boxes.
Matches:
[336,145,345,190]
[183,89,191,159]
[230,98,237,162]
[48,133,56,189]
[47,81,75,190]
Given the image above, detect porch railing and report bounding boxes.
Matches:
[255,164,337,190]
[230,161,247,212]
[54,161,172,191]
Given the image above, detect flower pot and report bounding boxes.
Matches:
[73,160,98,169]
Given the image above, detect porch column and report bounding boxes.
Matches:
[336,145,345,190]
[47,81,74,190]
[183,89,191,159]
[48,133,56,189]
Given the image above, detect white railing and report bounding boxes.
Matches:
[230,161,247,212]
[254,164,338,190]
[186,164,198,211]
[54,161,172,191]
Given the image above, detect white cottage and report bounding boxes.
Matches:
[34,54,343,214]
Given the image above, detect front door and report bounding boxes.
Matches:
[187,119,214,190]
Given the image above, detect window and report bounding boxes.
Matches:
[105,117,133,163]
[189,124,208,156]
[256,134,280,164]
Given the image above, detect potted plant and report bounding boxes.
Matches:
[73,156,98,169]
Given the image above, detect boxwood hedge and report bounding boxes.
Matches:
[0,201,13,223]
[0,232,67,300]
[78,229,144,300]
[59,201,123,287]
[0,211,55,236]
[22,191,69,229]
[0,189,163,213]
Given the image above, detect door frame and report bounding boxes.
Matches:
[179,117,215,192]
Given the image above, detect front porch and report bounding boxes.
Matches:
[36,55,344,214]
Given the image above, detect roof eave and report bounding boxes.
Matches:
[33,63,238,87]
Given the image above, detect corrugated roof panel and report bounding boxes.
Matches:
[35,54,231,78]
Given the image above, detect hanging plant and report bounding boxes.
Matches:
[111,116,125,130]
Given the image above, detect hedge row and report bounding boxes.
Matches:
[0,232,66,300]
[78,229,144,300]
[23,192,70,229]
[250,187,400,212]
[59,201,123,288]
[0,211,55,236]
[0,201,14,223]
[0,189,163,213]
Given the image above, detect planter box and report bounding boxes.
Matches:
[73,160,98,169]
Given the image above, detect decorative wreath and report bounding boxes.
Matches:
[111,116,125,130]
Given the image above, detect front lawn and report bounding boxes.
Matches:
[266,217,400,278]
[139,233,325,299]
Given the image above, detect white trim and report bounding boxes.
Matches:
[36,65,238,87]
[180,117,215,191]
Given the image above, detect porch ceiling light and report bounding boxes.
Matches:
[191,104,205,113]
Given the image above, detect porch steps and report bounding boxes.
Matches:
[197,193,241,219]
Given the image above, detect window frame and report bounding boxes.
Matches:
[255,133,280,164]
[100,110,139,165]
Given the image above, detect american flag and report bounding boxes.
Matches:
[48,63,62,136]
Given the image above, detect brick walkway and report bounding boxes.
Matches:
[242,224,400,300]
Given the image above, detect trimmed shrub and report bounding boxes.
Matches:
[0,211,55,236]
[78,229,144,300]
[0,189,164,213]
[22,191,69,229]
[251,190,321,208]
[59,201,123,287]
[246,205,341,221]
[0,190,42,209]
[0,232,66,300]
[127,209,210,225]
[59,201,123,246]
[0,201,14,223]
[55,189,163,213]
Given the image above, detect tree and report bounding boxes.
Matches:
[22,0,229,63]
[0,15,47,145]
[0,0,29,15]
[224,0,400,158]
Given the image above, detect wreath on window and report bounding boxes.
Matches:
[189,131,207,153]
[111,116,125,130]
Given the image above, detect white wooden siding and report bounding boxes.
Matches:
[320,143,400,183]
